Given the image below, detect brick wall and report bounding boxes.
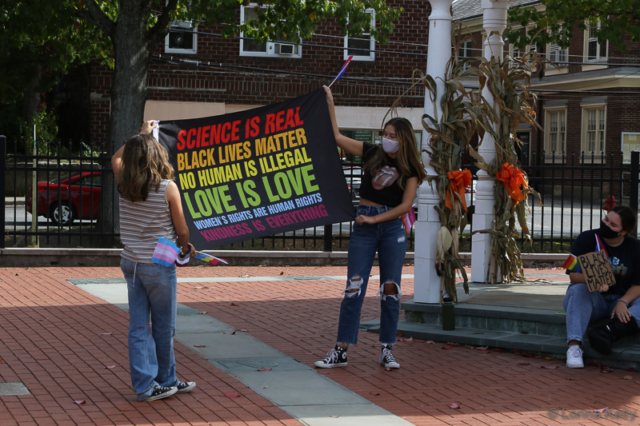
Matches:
[86,0,432,140]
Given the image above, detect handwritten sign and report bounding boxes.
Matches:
[577,251,616,292]
[156,89,355,249]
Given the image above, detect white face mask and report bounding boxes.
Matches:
[382,137,400,154]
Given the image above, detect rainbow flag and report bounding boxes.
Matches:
[151,237,181,267]
[401,206,416,235]
[562,254,581,272]
[328,56,354,88]
[562,234,610,273]
[194,251,227,266]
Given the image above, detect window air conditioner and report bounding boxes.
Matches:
[275,43,295,55]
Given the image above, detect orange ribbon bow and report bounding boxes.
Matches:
[445,169,472,212]
[495,163,528,205]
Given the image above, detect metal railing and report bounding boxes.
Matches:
[2,134,638,252]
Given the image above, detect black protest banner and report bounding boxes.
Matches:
[156,89,355,249]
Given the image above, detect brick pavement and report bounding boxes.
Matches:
[1,265,639,426]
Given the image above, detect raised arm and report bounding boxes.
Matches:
[323,86,363,157]
[111,120,158,183]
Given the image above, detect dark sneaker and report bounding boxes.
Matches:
[314,345,348,368]
[144,385,177,402]
[177,381,196,393]
[380,344,400,369]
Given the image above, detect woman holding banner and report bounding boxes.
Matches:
[112,120,197,401]
[564,206,640,368]
[315,86,426,370]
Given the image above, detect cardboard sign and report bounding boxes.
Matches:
[577,251,616,292]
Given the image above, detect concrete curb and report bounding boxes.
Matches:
[0,247,567,267]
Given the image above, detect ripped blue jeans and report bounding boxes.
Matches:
[337,205,408,345]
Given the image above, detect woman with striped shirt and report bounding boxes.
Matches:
[111,120,197,402]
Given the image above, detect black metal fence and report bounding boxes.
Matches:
[2,134,639,252]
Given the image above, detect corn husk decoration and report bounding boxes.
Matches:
[469,50,544,283]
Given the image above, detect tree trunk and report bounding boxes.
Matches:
[22,64,42,130]
[97,1,153,244]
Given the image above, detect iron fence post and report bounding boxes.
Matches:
[630,151,639,237]
[323,224,332,252]
[0,136,5,249]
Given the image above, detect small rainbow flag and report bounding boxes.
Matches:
[328,56,354,88]
[562,234,610,273]
[562,254,581,272]
[194,251,227,266]
[151,237,181,267]
[401,206,416,235]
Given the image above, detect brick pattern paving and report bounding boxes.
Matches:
[1,265,638,426]
[0,267,301,426]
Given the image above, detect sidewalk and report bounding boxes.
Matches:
[0,265,639,425]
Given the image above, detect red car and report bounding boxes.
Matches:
[27,172,102,226]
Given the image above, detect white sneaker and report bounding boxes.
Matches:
[566,345,584,368]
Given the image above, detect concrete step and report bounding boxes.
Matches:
[361,319,640,370]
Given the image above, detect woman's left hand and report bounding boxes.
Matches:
[355,215,376,225]
[140,120,158,135]
[611,300,632,323]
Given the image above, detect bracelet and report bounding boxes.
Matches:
[617,299,629,307]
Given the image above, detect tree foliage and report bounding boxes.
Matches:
[506,0,640,51]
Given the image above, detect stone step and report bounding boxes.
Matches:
[401,299,640,344]
[360,319,640,371]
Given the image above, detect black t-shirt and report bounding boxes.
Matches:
[568,229,640,296]
[357,142,419,207]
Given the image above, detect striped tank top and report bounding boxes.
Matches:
[119,179,178,263]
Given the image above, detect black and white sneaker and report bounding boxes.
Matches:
[380,344,400,369]
[177,381,196,394]
[144,385,178,402]
[314,345,348,368]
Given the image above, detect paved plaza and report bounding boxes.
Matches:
[0,265,639,425]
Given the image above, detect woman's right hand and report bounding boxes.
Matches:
[323,85,334,105]
[598,284,610,293]
[140,120,158,135]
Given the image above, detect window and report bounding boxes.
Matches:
[458,39,473,70]
[165,20,197,54]
[240,5,301,58]
[544,108,567,156]
[549,43,567,66]
[622,133,640,164]
[581,105,606,155]
[585,22,607,62]
[344,9,375,61]
[78,174,102,187]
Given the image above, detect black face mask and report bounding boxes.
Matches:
[599,220,621,239]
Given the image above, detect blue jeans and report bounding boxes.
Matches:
[563,283,640,344]
[337,205,408,345]
[121,258,179,401]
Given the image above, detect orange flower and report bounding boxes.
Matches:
[495,163,528,205]
[445,169,472,212]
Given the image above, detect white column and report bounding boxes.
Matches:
[471,0,509,283]
[414,0,453,303]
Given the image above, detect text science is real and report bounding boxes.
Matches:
[156,89,355,249]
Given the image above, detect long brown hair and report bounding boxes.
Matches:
[118,134,175,202]
[363,117,427,189]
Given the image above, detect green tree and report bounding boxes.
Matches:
[506,0,640,51]
[3,1,402,239]
[0,0,106,141]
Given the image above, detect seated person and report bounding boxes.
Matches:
[564,206,640,368]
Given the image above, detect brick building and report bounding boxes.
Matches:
[84,1,433,151]
[453,0,640,199]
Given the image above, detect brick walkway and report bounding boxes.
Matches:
[1,265,639,425]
